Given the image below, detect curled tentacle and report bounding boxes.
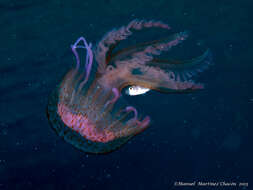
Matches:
[124,106,150,132]
[137,116,151,128]
[73,38,93,87]
[125,106,138,120]
[69,37,94,104]
[104,88,120,108]
[111,106,150,138]
[71,37,93,79]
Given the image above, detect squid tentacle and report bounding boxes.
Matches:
[95,19,171,73]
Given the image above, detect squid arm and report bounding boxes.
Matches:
[147,49,212,81]
[106,34,184,64]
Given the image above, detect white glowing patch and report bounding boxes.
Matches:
[125,86,150,96]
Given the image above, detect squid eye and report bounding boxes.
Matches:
[130,87,133,90]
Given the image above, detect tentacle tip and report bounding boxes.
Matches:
[138,116,151,128]
[125,106,133,112]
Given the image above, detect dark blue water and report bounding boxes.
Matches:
[0,0,252,189]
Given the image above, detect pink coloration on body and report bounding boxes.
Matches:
[57,101,150,143]
[57,103,115,143]
[47,19,212,153]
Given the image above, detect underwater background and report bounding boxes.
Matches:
[0,0,252,189]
